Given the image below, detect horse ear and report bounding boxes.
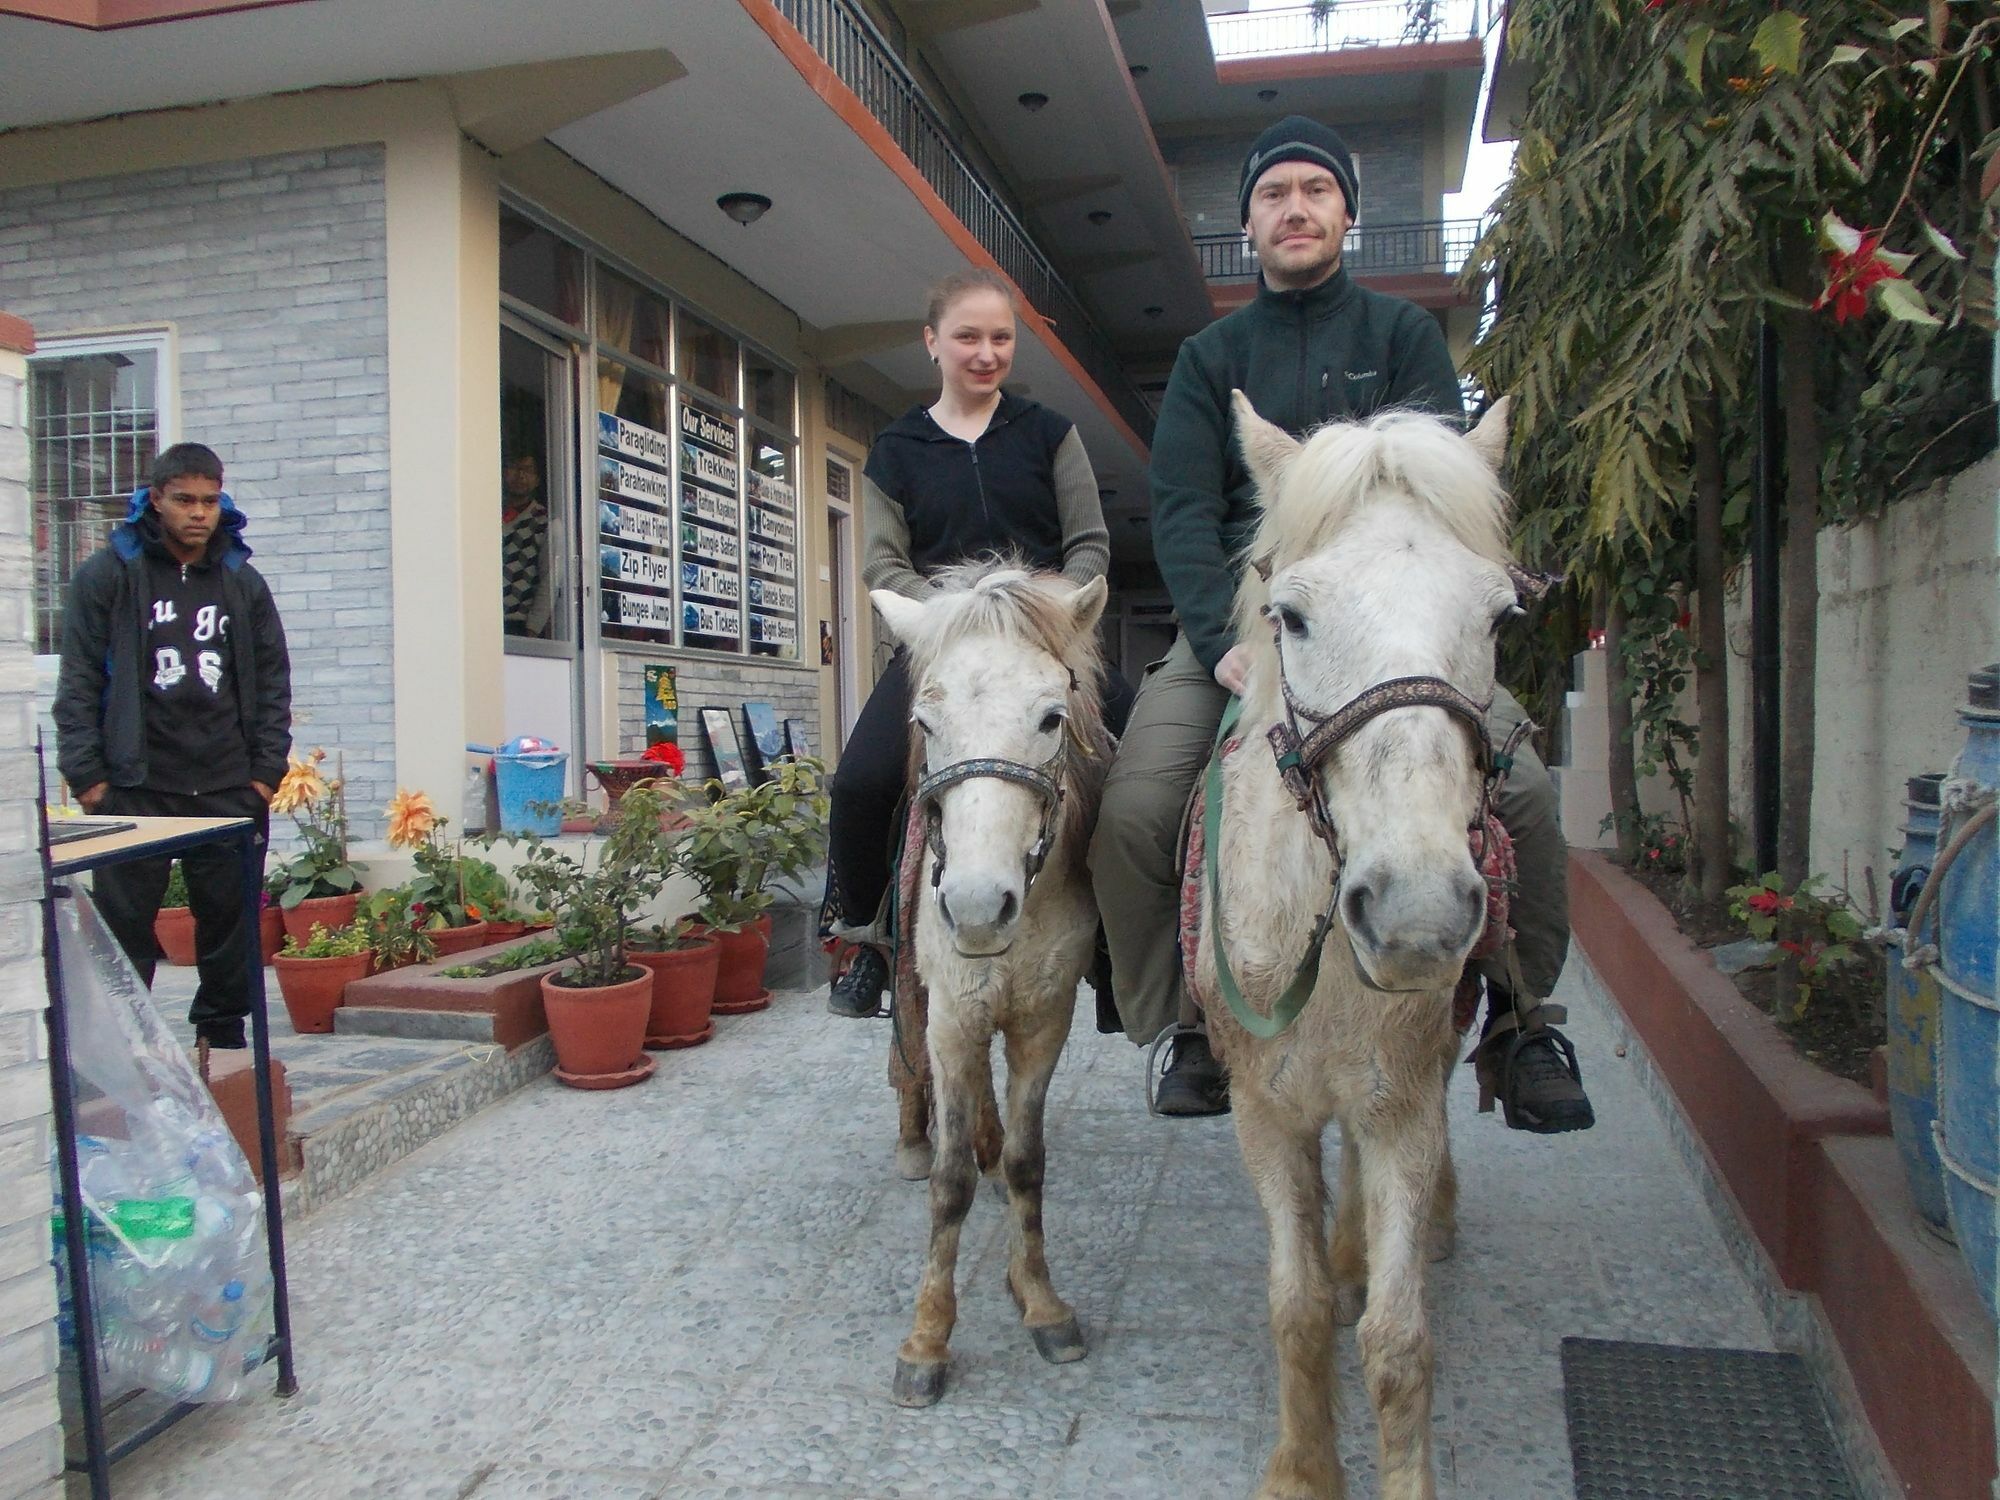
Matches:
[1065,575,1109,637]
[870,589,926,646]
[1231,390,1300,500]
[1465,395,1511,472]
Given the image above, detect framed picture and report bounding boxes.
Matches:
[699,707,750,794]
[784,717,813,763]
[741,701,785,783]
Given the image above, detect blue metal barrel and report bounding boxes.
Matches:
[1885,772,1949,1235]
[1935,664,1999,1318]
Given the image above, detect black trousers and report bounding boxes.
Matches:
[92,785,270,1035]
[826,651,1135,931]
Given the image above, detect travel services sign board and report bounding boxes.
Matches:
[596,413,674,641]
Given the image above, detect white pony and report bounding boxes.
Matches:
[869,564,1110,1407]
[1199,393,1516,1500]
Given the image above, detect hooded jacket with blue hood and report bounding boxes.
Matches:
[54,486,291,797]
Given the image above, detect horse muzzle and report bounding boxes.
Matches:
[1339,860,1487,993]
[937,869,1024,957]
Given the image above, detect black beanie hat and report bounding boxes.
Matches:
[1238,115,1360,226]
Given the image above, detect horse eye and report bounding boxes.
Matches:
[1274,603,1307,637]
[1038,709,1065,735]
[1490,603,1526,634]
[913,712,937,737]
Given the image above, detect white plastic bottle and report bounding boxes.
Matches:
[189,1281,246,1344]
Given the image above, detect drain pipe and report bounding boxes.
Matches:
[1750,318,1782,875]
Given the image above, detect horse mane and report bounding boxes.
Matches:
[901,558,1110,823]
[1233,408,1513,641]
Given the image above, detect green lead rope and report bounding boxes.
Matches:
[1203,698,1341,1040]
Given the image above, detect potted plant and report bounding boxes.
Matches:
[669,758,828,1014]
[153,863,197,966]
[627,918,721,1049]
[356,884,439,973]
[268,748,367,942]
[510,779,676,1088]
[272,922,373,1034]
[385,789,511,955]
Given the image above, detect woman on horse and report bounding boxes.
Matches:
[825,267,1133,1018]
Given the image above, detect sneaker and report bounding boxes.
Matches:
[196,1018,247,1050]
[828,944,889,1018]
[1149,1028,1230,1117]
[1478,1002,1594,1134]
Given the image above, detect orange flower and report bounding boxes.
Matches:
[269,751,328,815]
[385,789,438,848]
[465,903,483,921]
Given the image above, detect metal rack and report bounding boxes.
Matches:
[38,781,298,1498]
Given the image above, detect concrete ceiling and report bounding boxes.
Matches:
[0,0,1158,558]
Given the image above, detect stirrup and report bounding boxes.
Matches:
[1471,1001,1576,1117]
[1145,1023,1202,1118]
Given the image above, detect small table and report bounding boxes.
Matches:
[41,812,299,1499]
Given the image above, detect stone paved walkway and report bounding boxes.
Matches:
[94,956,1778,1499]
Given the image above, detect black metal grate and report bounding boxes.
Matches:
[1561,1338,1858,1500]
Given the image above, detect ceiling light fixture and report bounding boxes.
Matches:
[1018,91,1049,112]
[1088,209,1114,225]
[716,192,772,226]
[1257,88,1278,102]
[1143,305,1163,318]
[1129,64,1149,78]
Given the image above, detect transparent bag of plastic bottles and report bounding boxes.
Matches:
[50,889,273,1404]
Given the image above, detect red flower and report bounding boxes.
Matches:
[1745,890,1792,916]
[641,741,686,775]
[1814,231,1901,324]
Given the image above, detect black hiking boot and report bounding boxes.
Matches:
[1475,995,1595,1134]
[1149,1027,1230,1117]
[827,944,889,1019]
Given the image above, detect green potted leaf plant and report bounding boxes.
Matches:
[669,758,829,1014]
[384,789,511,955]
[510,779,676,1088]
[152,862,197,966]
[356,884,439,973]
[272,922,374,1034]
[268,748,366,943]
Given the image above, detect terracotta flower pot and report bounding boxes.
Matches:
[281,892,361,946]
[692,915,773,1015]
[154,906,197,967]
[258,906,285,964]
[273,948,374,1034]
[541,966,653,1086]
[631,938,721,1049]
[427,920,492,957]
[485,920,527,945]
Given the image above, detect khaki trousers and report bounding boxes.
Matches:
[1087,635,1570,1046]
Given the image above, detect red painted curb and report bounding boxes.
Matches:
[1571,849,1994,1498]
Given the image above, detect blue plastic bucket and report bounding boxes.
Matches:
[494,751,568,838]
[1885,773,1949,1235]
[1935,665,1998,1317]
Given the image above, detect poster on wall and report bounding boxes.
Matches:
[643,664,678,748]
[595,413,675,644]
[678,395,743,653]
[747,462,800,661]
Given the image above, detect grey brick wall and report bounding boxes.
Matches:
[1163,118,1428,233]
[614,651,823,782]
[0,342,61,1500]
[0,147,395,835]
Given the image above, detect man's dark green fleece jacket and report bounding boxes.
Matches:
[1148,266,1464,674]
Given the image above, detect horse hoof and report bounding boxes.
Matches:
[895,1141,934,1182]
[1333,1283,1366,1326]
[1030,1315,1088,1365]
[891,1357,949,1407]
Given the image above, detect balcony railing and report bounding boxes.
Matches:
[1207,0,1484,59]
[1193,220,1484,282]
[773,0,1155,440]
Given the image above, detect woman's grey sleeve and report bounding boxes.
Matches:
[860,473,929,600]
[1052,426,1110,585]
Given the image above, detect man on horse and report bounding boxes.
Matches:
[1089,114,1594,1133]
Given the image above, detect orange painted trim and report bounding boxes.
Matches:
[0,312,35,355]
[0,0,307,30]
[1217,38,1483,86]
[736,0,1148,464]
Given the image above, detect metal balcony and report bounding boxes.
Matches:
[1206,0,1486,59]
[1192,220,1484,282]
[772,0,1156,440]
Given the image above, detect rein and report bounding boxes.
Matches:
[1204,621,1529,1039]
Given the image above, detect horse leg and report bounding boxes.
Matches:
[1427,1048,1457,1263]
[1354,1106,1447,1500]
[896,1080,934,1182]
[999,1009,1086,1364]
[893,1016,984,1407]
[1329,1130,1367,1327]
[1238,1091,1344,1500]
[973,1050,1007,1200]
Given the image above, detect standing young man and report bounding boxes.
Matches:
[55,443,293,1049]
[1089,117,1592,1132]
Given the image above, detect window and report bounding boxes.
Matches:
[500,206,586,328]
[27,331,172,655]
[676,312,737,404]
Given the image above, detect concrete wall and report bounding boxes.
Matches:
[0,144,398,831]
[1719,453,2000,891]
[1159,116,1429,234]
[0,320,61,1500]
